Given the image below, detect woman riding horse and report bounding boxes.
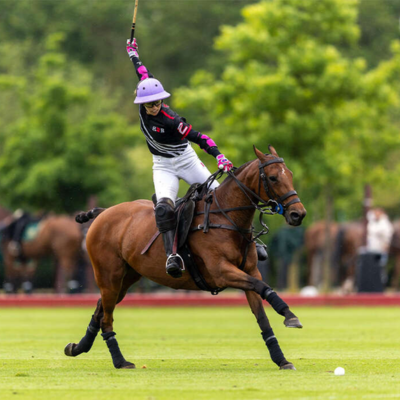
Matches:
[126,38,233,278]
[65,146,307,370]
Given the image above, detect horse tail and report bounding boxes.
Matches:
[75,208,106,224]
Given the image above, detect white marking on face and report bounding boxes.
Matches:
[281,167,286,175]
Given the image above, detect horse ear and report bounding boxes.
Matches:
[268,145,279,157]
[253,145,265,160]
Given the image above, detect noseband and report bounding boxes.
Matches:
[258,157,301,215]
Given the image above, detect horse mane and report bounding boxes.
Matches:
[217,161,252,189]
[218,155,269,188]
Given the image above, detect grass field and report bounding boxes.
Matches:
[0,306,399,400]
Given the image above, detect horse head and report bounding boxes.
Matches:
[253,145,307,226]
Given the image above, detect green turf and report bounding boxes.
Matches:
[0,306,399,400]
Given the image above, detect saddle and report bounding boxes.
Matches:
[142,183,199,254]
[0,215,42,243]
[141,173,268,295]
[0,213,42,262]
[141,182,224,295]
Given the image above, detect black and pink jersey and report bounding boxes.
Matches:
[131,54,221,159]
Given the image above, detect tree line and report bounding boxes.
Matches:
[0,0,400,227]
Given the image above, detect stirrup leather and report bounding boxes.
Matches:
[166,253,185,271]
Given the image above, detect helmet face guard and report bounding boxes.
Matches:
[134,78,171,104]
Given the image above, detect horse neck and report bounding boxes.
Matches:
[213,163,259,228]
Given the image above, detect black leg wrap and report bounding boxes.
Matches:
[263,288,289,316]
[261,328,286,367]
[101,331,126,368]
[254,279,267,296]
[72,316,100,356]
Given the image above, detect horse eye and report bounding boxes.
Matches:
[269,176,278,183]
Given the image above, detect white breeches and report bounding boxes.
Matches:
[153,145,219,203]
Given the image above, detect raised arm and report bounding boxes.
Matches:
[126,39,154,81]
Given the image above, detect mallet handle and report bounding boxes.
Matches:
[130,0,139,43]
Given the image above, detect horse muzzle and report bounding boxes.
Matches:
[285,205,307,226]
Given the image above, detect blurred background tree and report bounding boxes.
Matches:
[0,0,399,220]
[0,34,140,212]
[174,0,400,227]
[0,0,256,213]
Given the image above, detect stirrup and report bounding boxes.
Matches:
[166,253,185,271]
[166,254,184,279]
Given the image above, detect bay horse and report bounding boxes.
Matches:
[305,221,364,292]
[65,146,307,370]
[305,220,339,287]
[1,215,84,293]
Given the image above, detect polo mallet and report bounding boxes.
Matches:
[130,0,139,44]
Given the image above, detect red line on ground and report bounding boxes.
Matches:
[0,293,400,307]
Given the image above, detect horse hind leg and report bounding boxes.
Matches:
[64,265,141,369]
[100,278,135,369]
[65,298,103,357]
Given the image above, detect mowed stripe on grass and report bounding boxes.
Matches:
[0,306,399,400]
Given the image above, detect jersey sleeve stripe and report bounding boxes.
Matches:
[180,124,192,140]
[160,109,175,120]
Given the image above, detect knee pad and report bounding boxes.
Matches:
[155,198,176,233]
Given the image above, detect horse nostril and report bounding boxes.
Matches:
[290,211,300,221]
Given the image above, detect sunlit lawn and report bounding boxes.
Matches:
[0,306,399,399]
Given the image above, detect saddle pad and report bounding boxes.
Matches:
[141,199,196,255]
[177,199,196,249]
[23,222,40,242]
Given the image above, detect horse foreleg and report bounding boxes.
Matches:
[390,255,400,291]
[245,290,295,370]
[218,263,302,328]
[3,252,20,293]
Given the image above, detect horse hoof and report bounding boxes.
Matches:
[64,343,77,357]
[119,361,136,369]
[284,317,303,329]
[280,362,296,370]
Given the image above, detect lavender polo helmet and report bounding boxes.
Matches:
[134,78,171,104]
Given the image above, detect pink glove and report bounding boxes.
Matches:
[216,154,233,172]
[126,38,139,59]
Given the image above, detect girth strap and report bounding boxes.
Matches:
[196,205,255,215]
[180,243,224,295]
[192,223,252,234]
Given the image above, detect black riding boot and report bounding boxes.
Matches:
[155,197,183,279]
[161,230,183,279]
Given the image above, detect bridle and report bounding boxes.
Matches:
[257,156,301,215]
[195,154,302,239]
[192,155,302,271]
[221,155,301,218]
